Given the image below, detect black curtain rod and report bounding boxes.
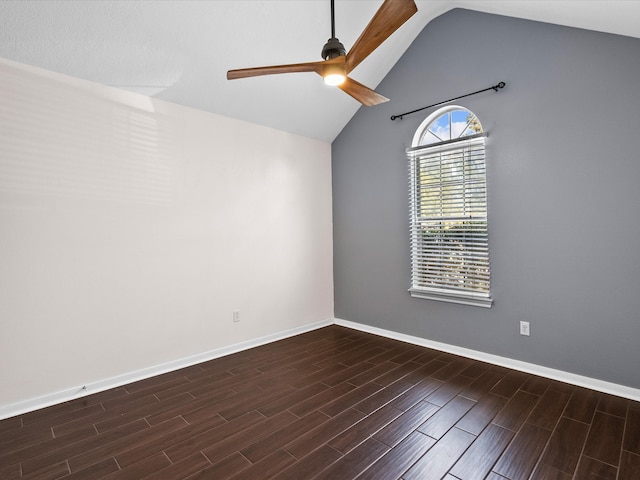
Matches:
[390,81,506,121]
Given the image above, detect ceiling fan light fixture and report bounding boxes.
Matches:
[323,62,346,86]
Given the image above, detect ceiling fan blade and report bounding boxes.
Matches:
[345,0,417,74]
[227,61,324,80]
[338,77,389,106]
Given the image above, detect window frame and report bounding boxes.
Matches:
[407,106,492,308]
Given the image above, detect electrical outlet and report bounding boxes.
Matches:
[520,321,530,336]
[233,310,240,323]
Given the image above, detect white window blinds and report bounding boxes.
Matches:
[407,134,492,307]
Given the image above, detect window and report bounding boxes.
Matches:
[407,106,492,307]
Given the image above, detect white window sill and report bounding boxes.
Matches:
[409,288,493,308]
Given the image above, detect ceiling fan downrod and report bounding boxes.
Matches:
[321,0,346,60]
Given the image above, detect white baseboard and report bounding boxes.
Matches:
[3,316,638,421]
[334,318,640,402]
[0,319,333,421]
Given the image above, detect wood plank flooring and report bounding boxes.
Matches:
[1,325,639,479]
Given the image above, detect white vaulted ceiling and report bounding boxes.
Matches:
[0,1,639,142]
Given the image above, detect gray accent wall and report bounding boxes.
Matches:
[332,8,640,389]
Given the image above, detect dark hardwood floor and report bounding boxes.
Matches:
[1,325,639,479]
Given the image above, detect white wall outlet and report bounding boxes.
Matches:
[233,310,240,323]
[520,321,530,336]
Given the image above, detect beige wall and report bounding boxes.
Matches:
[0,58,334,410]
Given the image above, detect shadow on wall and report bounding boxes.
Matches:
[0,62,174,207]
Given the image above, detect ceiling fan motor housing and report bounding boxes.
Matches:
[321,37,346,60]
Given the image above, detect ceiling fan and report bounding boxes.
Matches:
[226,0,418,107]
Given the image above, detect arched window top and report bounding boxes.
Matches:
[412,105,483,147]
